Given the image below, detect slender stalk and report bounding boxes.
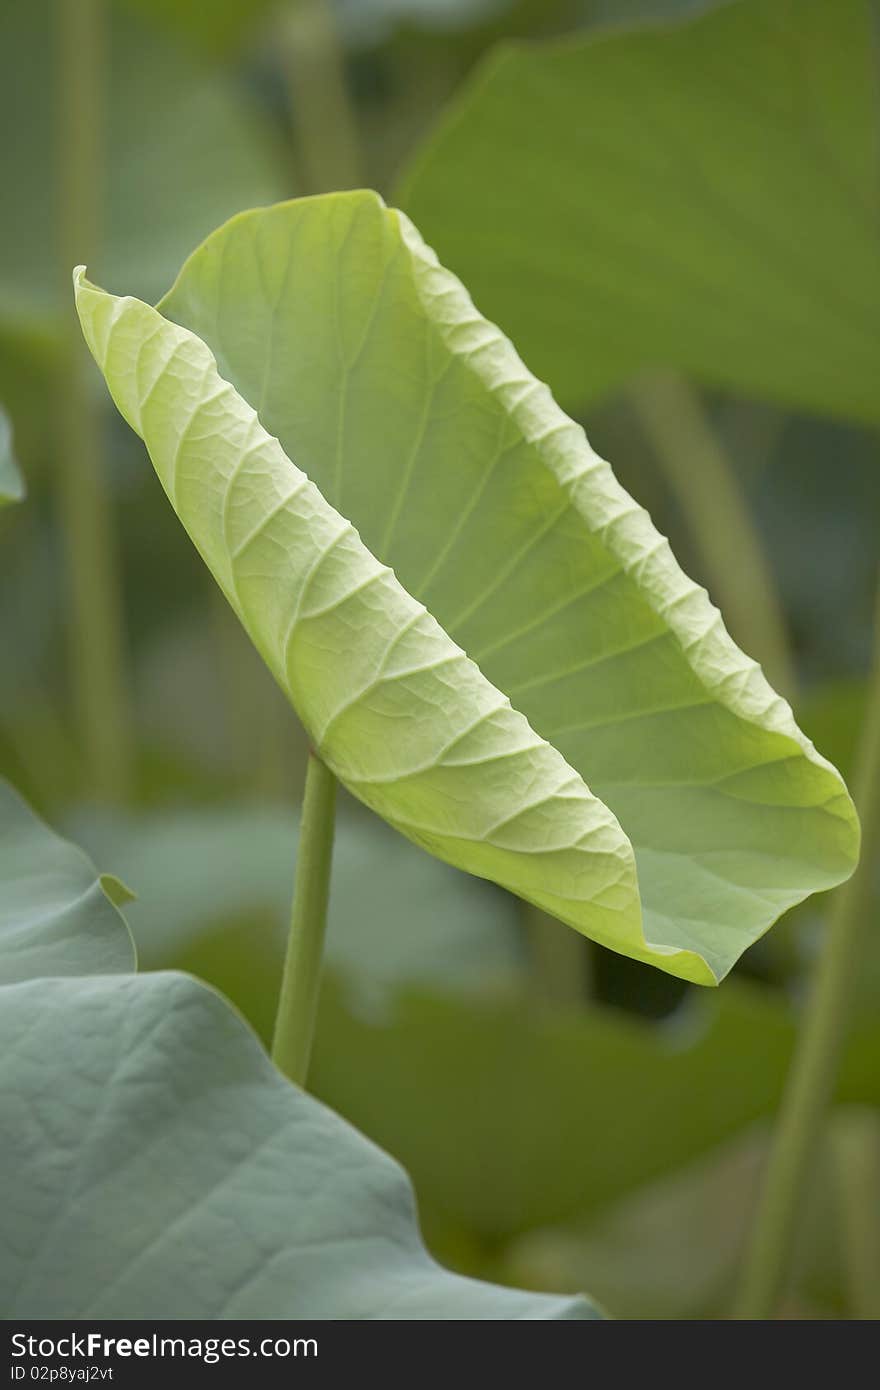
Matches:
[832,1109,880,1320]
[58,0,134,801]
[734,575,880,1318]
[279,0,362,193]
[630,371,795,699]
[272,751,338,1087]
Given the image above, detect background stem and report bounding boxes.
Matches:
[525,902,591,1008]
[832,1109,880,1320]
[630,371,795,699]
[734,573,880,1318]
[280,0,363,193]
[58,0,134,802]
[272,750,338,1087]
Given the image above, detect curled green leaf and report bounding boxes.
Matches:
[74,192,858,983]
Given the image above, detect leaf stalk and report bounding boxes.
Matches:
[272,749,338,1087]
[280,0,362,193]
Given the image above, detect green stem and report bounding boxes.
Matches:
[630,371,795,699]
[831,1109,880,1320]
[272,750,338,1087]
[734,574,880,1318]
[58,0,134,802]
[280,0,363,193]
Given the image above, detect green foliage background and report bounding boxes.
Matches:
[1,0,878,1318]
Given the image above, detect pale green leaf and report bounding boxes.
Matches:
[0,406,24,507]
[0,778,134,983]
[74,191,858,983]
[400,0,880,422]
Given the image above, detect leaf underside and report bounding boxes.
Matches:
[75,192,857,983]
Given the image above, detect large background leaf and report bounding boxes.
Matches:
[77,192,856,983]
[115,0,278,57]
[400,0,880,422]
[1,972,598,1319]
[0,781,597,1319]
[0,778,133,983]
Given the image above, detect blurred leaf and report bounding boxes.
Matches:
[336,0,513,44]
[338,0,725,49]
[0,784,597,1319]
[0,407,24,507]
[401,0,880,423]
[575,0,729,25]
[132,599,311,787]
[310,976,880,1242]
[757,415,880,681]
[0,523,63,717]
[78,192,856,983]
[831,1107,880,1319]
[114,0,277,56]
[0,3,287,337]
[70,802,526,1022]
[508,1117,856,1318]
[510,1129,766,1318]
[0,778,134,984]
[797,680,869,789]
